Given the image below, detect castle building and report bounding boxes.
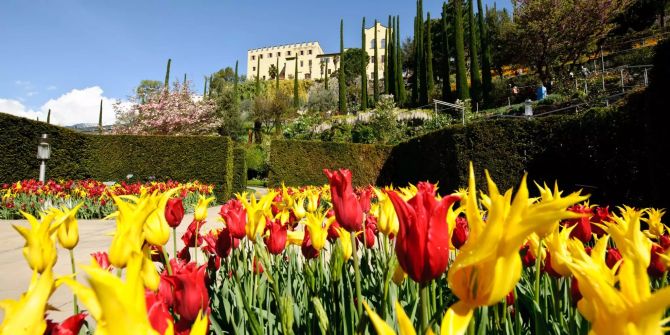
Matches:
[246,22,390,81]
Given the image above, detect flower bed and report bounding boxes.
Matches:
[0,179,215,220]
[1,166,669,335]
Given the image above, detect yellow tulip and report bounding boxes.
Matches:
[141,246,160,292]
[543,224,577,277]
[363,300,469,335]
[239,191,276,242]
[53,202,84,250]
[305,189,320,213]
[0,267,54,335]
[336,227,353,261]
[194,194,215,222]
[13,211,61,273]
[373,188,399,237]
[392,264,407,286]
[287,230,305,246]
[643,208,666,240]
[445,164,587,331]
[292,195,307,220]
[60,253,160,335]
[144,188,181,246]
[565,207,670,334]
[185,311,209,335]
[304,210,335,251]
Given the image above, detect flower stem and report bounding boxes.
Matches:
[351,232,362,318]
[172,227,177,258]
[534,239,543,304]
[420,283,430,333]
[69,249,79,315]
[194,220,200,264]
[162,247,173,275]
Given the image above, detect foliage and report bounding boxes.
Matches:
[514,0,634,83]
[268,140,393,186]
[486,6,518,78]
[453,0,470,100]
[468,0,482,104]
[114,81,219,135]
[341,48,369,85]
[245,144,268,180]
[252,92,295,135]
[232,147,247,194]
[306,81,338,113]
[368,95,399,144]
[135,80,163,104]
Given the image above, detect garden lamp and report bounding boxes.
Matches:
[37,133,51,182]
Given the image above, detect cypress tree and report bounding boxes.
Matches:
[98,100,103,134]
[276,57,280,92]
[441,3,453,102]
[361,17,368,111]
[391,16,398,99]
[294,55,300,108]
[183,73,187,86]
[478,0,493,102]
[203,77,208,97]
[453,0,469,100]
[46,109,51,124]
[411,15,419,104]
[208,75,213,99]
[325,61,329,90]
[418,0,428,105]
[396,16,407,106]
[384,17,391,94]
[234,61,239,105]
[255,57,261,95]
[338,19,347,114]
[164,58,171,90]
[468,0,482,105]
[373,19,380,105]
[425,12,435,99]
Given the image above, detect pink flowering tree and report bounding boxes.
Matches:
[114,81,219,135]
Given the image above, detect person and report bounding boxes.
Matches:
[511,82,519,95]
[536,82,547,100]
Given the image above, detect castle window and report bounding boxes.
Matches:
[381,39,386,48]
[309,49,313,55]
[268,53,272,58]
[251,55,255,60]
[300,50,304,55]
[278,52,281,56]
[370,39,376,49]
[287,51,291,55]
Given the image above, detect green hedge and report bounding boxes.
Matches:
[0,112,235,200]
[232,147,247,195]
[268,140,393,187]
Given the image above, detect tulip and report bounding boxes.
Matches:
[194,195,215,222]
[357,217,376,249]
[590,205,611,236]
[304,210,335,252]
[391,265,407,285]
[301,230,320,259]
[142,246,161,292]
[305,189,320,213]
[357,187,372,213]
[91,252,113,271]
[239,191,277,242]
[387,182,460,284]
[13,211,61,273]
[446,164,587,328]
[643,208,666,240]
[563,204,593,243]
[287,230,305,246]
[215,227,238,258]
[53,202,84,250]
[45,312,87,335]
[165,198,185,228]
[164,263,209,322]
[648,244,666,278]
[520,243,536,267]
[335,227,353,261]
[324,169,363,232]
[605,247,622,270]
[292,195,307,220]
[544,224,578,278]
[145,291,173,335]
[451,216,469,249]
[0,267,54,334]
[219,199,247,239]
[363,300,469,335]
[264,219,288,255]
[373,189,399,238]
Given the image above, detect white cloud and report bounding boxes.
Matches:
[46,86,57,91]
[1,86,128,126]
[14,80,31,87]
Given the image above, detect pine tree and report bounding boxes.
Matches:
[361,17,368,111]
[442,2,453,102]
[373,19,380,105]
[46,109,51,124]
[396,16,407,106]
[255,57,261,95]
[468,0,482,106]
[418,0,429,105]
[276,57,280,92]
[294,55,300,108]
[425,12,435,100]
[453,0,470,100]
[338,19,347,114]
[477,0,492,103]
[234,61,239,105]
[164,59,171,90]
[98,100,103,134]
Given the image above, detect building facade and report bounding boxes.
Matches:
[246,22,390,81]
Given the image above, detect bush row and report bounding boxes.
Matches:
[0,113,239,200]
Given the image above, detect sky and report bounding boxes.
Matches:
[0,0,510,126]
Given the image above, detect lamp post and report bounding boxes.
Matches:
[37,134,51,182]
[524,99,533,117]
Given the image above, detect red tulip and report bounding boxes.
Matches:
[542,251,562,278]
[45,313,87,335]
[90,251,112,271]
[324,169,363,232]
[264,220,288,255]
[253,257,264,274]
[591,206,611,236]
[326,210,340,241]
[165,198,185,228]
[301,230,320,259]
[605,248,623,270]
[451,216,469,249]
[146,291,173,335]
[519,243,536,267]
[219,199,247,239]
[357,187,372,214]
[177,246,191,263]
[648,244,666,278]
[570,276,582,306]
[215,227,238,258]
[200,230,218,255]
[164,263,210,322]
[564,205,593,243]
[660,235,670,250]
[505,291,515,306]
[386,182,460,284]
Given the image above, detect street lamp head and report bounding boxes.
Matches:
[37,134,51,160]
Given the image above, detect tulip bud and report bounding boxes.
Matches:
[648,244,666,278]
[165,198,185,228]
[392,264,407,285]
[324,169,363,232]
[301,230,320,259]
[264,220,288,255]
[451,216,469,249]
[605,248,623,270]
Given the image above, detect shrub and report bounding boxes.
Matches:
[245,144,268,180]
[232,147,247,195]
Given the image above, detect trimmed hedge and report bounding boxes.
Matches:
[268,140,393,187]
[0,112,235,200]
[232,147,247,195]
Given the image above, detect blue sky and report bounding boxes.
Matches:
[0,0,510,125]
